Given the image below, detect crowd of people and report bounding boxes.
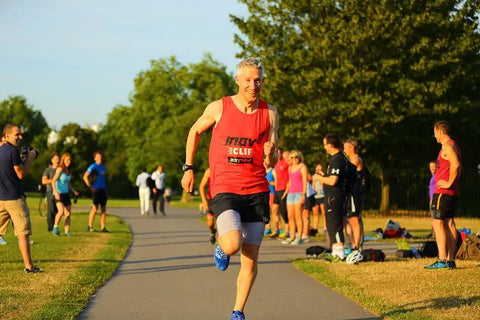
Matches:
[135,165,167,216]
[0,126,112,273]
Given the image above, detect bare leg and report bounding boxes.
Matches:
[432,219,447,260]
[233,243,260,312]
[54,202,64,228]
[88,205,98,228]
[63,205,72,233]
[294,203,303,239]
[311,204,319,232]
[100,205,107,229]
[348,216,361,249]
[446,218,457,261]
[287,203,296,239]
[302,208,310,237]
[18,234,33,269]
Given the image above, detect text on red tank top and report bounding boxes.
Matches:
[434,139,461,196]
[209,96,270,197]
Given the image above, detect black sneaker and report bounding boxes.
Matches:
[100,228,110,233]
[24,266,42,274]
[447,260,456,269]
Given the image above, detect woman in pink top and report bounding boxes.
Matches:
[281,150,308,245]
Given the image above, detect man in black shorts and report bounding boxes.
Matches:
[83,152,109,232]
[315,133,349,261]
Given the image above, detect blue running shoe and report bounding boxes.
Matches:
[344,247,352,256]
[230,310,245,320]
[424,260,449,270]
[264,229,272,236]
[214,245,230,271]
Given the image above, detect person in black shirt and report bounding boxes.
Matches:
[0,123,40,273]
[313,133,349,261]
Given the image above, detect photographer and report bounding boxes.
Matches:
[0,123,41,273]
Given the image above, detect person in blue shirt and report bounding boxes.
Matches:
[52,153,79,236]
[0,124,40,273]
[83,152,108,232]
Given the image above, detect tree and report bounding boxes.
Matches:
[48,123,100,194]
[0,95,50,190]
[231,0,480,212]
[100,55,235,196]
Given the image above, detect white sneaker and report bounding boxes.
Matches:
[301,236,310,243]
[281,238,293,244]
[291,238,304,245]
[0,237,7,245]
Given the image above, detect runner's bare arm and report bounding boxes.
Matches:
[264,105,279,167]
[181,101,221,193]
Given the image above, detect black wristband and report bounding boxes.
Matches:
[182,164,193,172]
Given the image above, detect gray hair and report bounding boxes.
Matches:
[236,57,264,77]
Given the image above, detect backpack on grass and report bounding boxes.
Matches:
[361,249,385,262]
[456,235,480,260]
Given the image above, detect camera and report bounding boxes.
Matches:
[20,146,39,160]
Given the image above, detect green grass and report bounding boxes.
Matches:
[0,207,131,320]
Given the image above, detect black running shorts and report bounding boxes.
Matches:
[431,193,457,219]
[92,188,107,206]
[210,192,270,224]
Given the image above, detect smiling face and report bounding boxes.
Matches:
[51,154,60,167]
[4,126,23,146]
[235,66,264,104]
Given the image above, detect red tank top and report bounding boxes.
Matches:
[434,139,461,196]
[209,96,270,197]
[274,158,289,190]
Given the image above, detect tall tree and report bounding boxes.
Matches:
[100,55,235,195]
[232,0,480,212]
[0,95,50,190]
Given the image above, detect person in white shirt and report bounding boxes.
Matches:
[136,169,151,216]
[151,165,166,215]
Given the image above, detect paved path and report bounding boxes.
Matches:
[79,206,382,320]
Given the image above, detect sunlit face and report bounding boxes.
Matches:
[94,153,102,164]
[64,156,72,167]
[235,67,264,103]
[315,164,323,173]
[4,126,23,146]
[343,142,354,156]
[51,155,60,166]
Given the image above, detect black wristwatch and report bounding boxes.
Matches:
[182,163,194,172]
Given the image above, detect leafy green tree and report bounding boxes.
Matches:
[0,95,50,190]
[231,0,480,212]
[48,123,100,194]
[100,55,235,196]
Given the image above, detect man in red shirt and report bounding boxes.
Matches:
[181,58,279,320]
[425,120,461,270]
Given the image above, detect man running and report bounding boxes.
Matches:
[425,120,461,270]
[181,57,279,320]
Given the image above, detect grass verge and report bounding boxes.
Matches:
[0,210,131,320]
[294,217,480,320]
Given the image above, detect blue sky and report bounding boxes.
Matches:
[0,0,248,129]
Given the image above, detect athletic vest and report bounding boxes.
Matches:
[434,139,461,196]
[209,96,270,197]
[288,167,303,193]
[274,158,289,190]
